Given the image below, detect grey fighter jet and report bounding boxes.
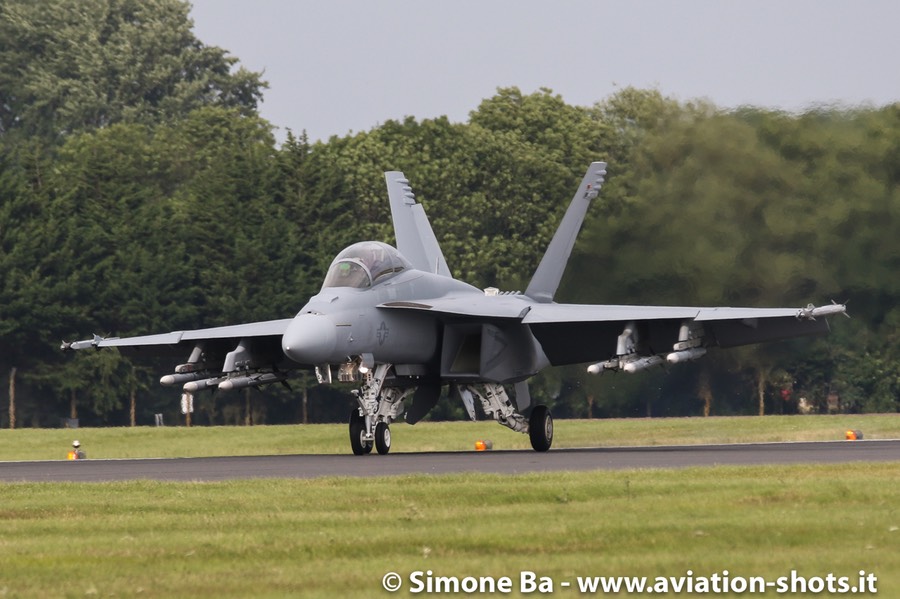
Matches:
[63,162,847,454]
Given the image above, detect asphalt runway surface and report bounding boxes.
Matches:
[2,440,898,483]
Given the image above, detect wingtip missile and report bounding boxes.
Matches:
[61,335,101,351]
[796,301,848,320]
[61,334,118,351]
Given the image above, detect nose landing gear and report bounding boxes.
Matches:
[348,362,410,456]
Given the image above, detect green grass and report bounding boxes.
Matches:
[1,413,898,461]
[1,464,898,598]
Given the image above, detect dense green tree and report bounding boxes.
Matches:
[0,0,265,141]
[564,99,899,416]
[0,0,270,425]
[1,108,292,424]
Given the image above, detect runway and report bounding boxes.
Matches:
[2,440,898,483]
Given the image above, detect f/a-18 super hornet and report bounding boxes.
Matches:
[63,162,846,454]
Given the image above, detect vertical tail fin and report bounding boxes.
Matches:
[525,162,607,303]
[385,171,453,278]
[384,171,453,278]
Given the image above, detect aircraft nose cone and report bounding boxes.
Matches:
[282,313,337,364]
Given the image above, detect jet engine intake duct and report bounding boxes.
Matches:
[440,322,548,384]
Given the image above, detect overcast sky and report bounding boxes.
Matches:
[189,1,900,144]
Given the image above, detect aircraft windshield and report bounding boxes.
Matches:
[321,241,412,290]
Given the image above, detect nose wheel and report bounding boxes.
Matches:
[349,410,373,455]
[349,409,392,455]
[375,421,391,455]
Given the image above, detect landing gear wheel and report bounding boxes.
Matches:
[375,422,392,455]
[529,405,553,452]
[349,410,373,456]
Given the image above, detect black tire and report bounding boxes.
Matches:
[375,421,391,455]
[349,410,372,456]
[528,405,553,452]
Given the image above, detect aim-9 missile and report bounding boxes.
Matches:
[218,372,288,392]
[796,302,848,320]
[160,372,208,386]
[586,359,619,375]
[183,377,226,392]
[622,355,665,373]
[586,355,667,374]
[666,347,707,364]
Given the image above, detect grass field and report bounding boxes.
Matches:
[2,415,899,597]
[1,465,898,597]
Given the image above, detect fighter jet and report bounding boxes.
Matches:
[63,162,847,454]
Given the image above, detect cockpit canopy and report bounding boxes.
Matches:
[321,241,413,290]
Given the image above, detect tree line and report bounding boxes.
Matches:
[2,0,898,427]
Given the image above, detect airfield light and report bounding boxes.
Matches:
[475,440,486,451]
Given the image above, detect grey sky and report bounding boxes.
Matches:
[189,1,900,144]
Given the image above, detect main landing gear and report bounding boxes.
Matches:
[459,383,554,452]
[346,362,554,454]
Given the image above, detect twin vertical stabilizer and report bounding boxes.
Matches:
[525,162,607,303]
[386,162,607,291]
[385,171,453,278]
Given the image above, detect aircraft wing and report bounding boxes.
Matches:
[523,303,840,366]
[61,318,297,380]
[522,303,800,323]
[63,319,293,351]
[381,297,845,367]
